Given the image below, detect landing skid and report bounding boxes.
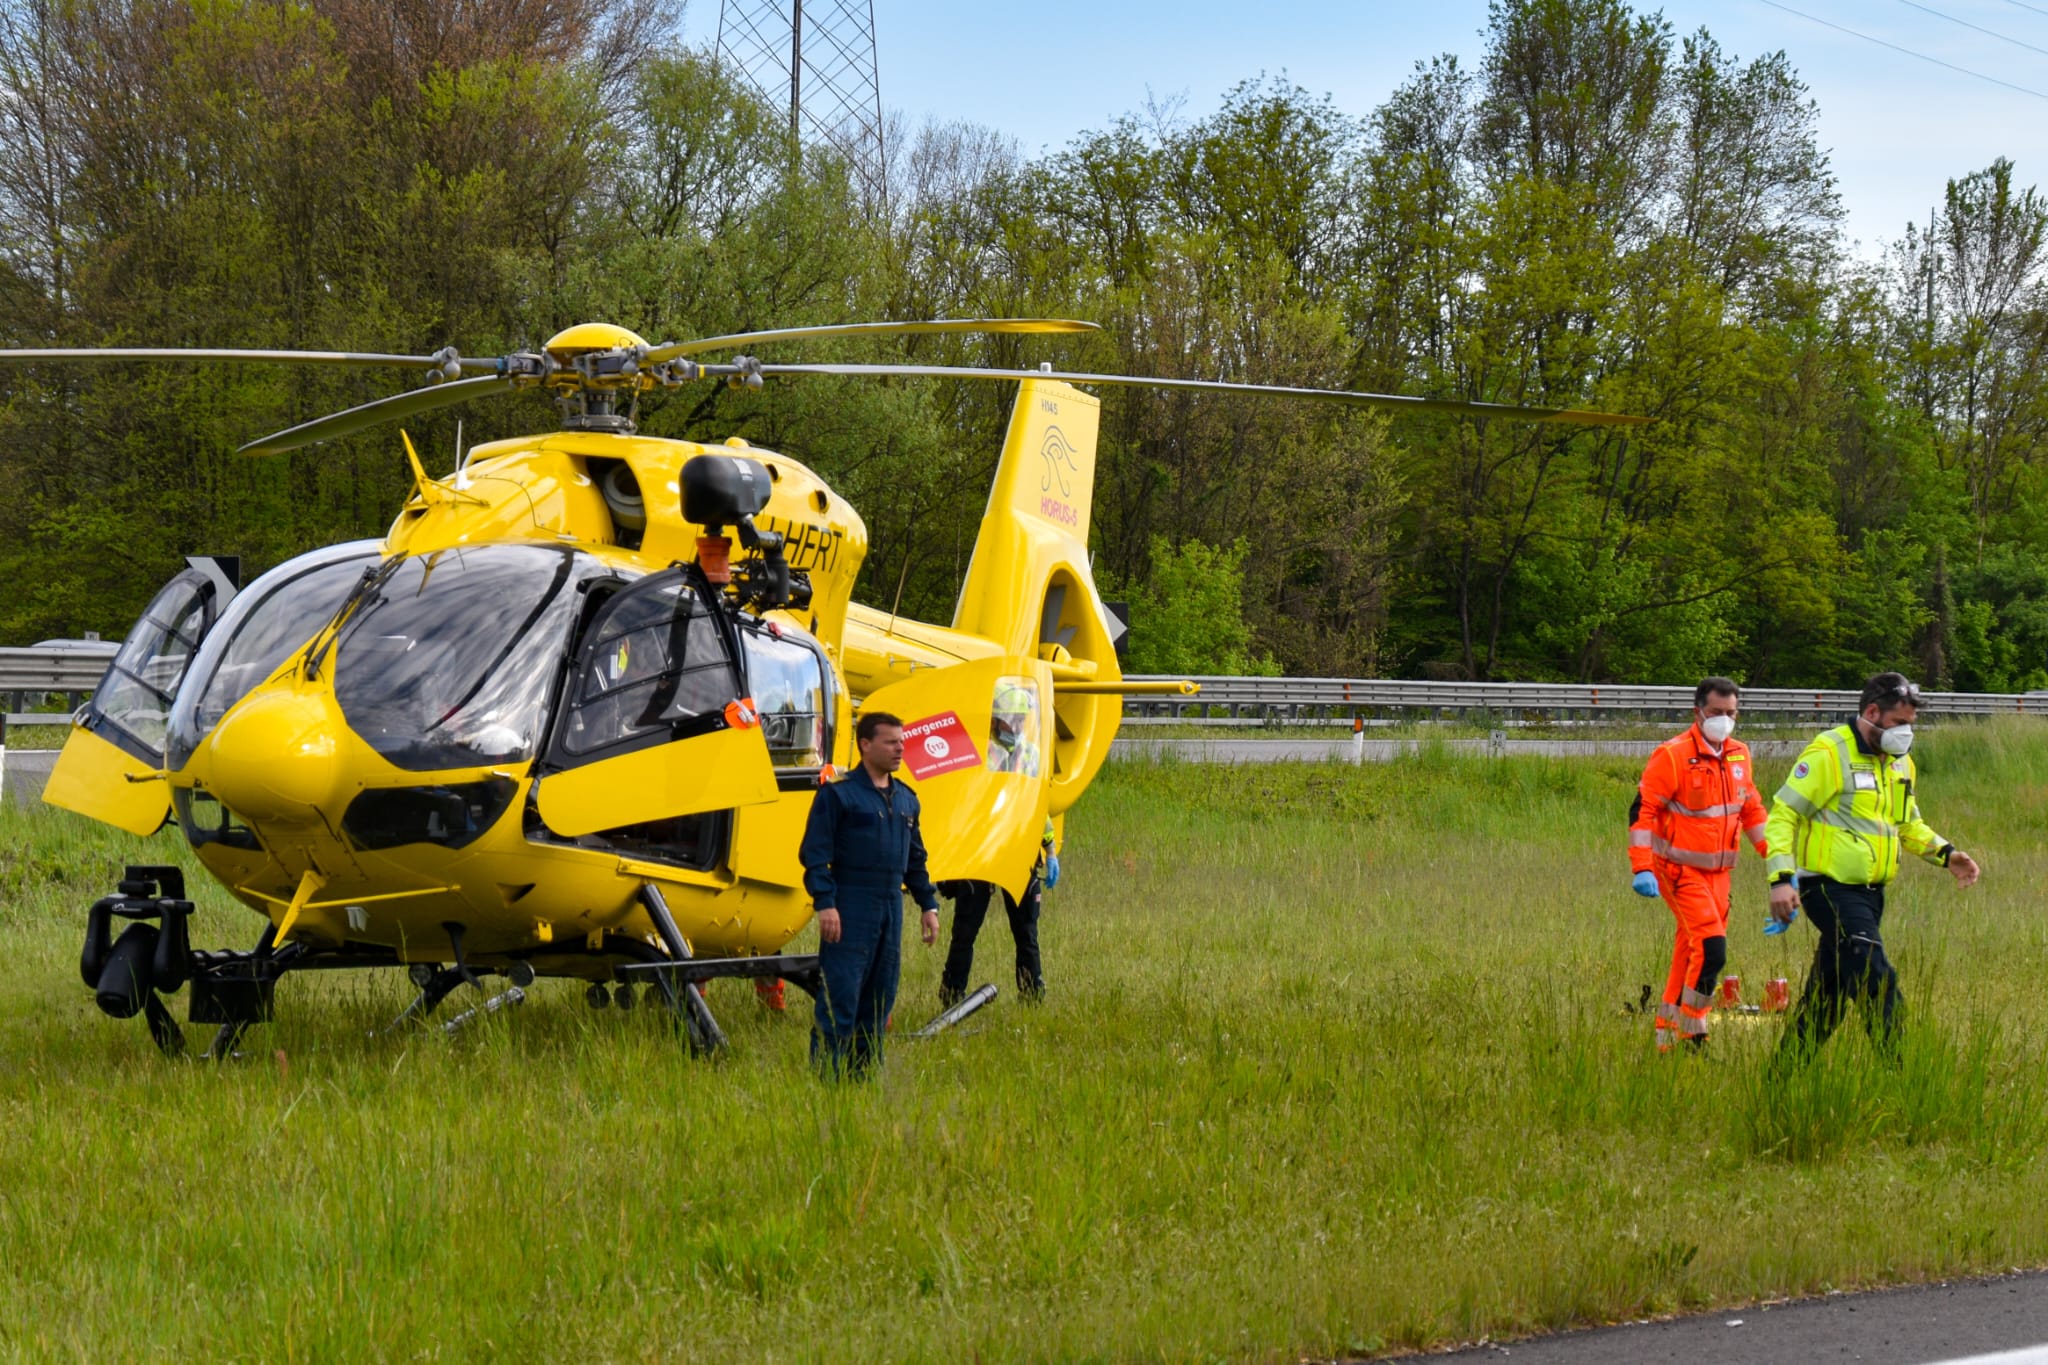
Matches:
[379,925,533,1037]
[612,950,825,1056]
[76,864,823,1059]
[622,883,824,1055]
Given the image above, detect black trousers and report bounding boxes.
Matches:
[940,877,1042,1000]
[1780,875,1903,1061]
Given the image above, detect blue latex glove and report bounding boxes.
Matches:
[1631,870,1659,898]
[1765,872,1802,935]
[1044,853,1060,890]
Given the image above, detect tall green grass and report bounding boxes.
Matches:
[2,721,2047,1360]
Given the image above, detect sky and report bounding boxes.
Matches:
[679,0,2048,259]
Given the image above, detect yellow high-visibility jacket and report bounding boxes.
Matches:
[1765,723,1952,886]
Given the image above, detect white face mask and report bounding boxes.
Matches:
[1699,714,1736,744]
[1879,723,1914,756]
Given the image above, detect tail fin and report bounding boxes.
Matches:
[952,379,1121,811]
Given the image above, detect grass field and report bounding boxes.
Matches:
[4,723,2048,1361]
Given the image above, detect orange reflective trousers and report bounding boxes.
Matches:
[1654,866,1728,1050]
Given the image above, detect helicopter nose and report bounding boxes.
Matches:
[206,688,348,820]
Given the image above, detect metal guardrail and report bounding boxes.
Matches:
[9,648,2048,731]
[1122,675,2048,721]
[0,645,115,728]
[0,646,113,690]
[1112,735,1814,764]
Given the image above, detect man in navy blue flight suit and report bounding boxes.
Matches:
[799,709,941,1078]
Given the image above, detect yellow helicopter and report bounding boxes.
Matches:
[14,317,1645,1056]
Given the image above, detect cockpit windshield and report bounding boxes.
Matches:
[333,545,591,771]
[165,542,380,770]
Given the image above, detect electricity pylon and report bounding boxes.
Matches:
[716,0,885,195]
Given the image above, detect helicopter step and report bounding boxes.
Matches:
[613,952,825,997]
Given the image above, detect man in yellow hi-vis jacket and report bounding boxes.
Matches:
[1765,672,1981,1059]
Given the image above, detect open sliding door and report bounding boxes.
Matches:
[858,655,1053,901]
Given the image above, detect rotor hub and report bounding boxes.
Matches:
[542,322,651,355]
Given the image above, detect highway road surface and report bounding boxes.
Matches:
[2,747,54,807]
[1429,1271,2048,1364]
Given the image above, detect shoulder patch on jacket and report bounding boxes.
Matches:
[1793,761,1809,779]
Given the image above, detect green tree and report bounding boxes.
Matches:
[1123,537,1277,676]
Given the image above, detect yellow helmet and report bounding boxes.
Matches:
[991,680,1036,747]
[993,680,1036,716]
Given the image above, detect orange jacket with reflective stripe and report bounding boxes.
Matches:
[1628,727,1769,875]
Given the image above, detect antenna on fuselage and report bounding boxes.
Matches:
[886,541,913,636]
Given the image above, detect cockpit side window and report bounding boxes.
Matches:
[739,621,833,773]
[551,570,741,764]
[91,572,220,762]
[528,567,743,872]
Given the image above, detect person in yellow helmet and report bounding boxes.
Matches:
[1764,672,1980,1062]
[985,680,1042,776]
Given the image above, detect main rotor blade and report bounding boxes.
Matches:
[239,375,516,456]
[744,363,1654,426]
[649,318,1099,362]
[0,347,497,372]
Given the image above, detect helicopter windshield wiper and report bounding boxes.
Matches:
[305,557,404,681]
[423,553,575,738]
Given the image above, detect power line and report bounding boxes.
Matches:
[2003,0,2048,21]
[1754,0,2048,102]
[1896,0,2048,59]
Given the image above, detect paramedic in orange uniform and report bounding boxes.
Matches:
[1628,677,1769,1053]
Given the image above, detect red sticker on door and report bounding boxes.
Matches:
[900,711,983,779]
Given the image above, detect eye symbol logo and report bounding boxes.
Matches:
[1039,425,1079,499]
